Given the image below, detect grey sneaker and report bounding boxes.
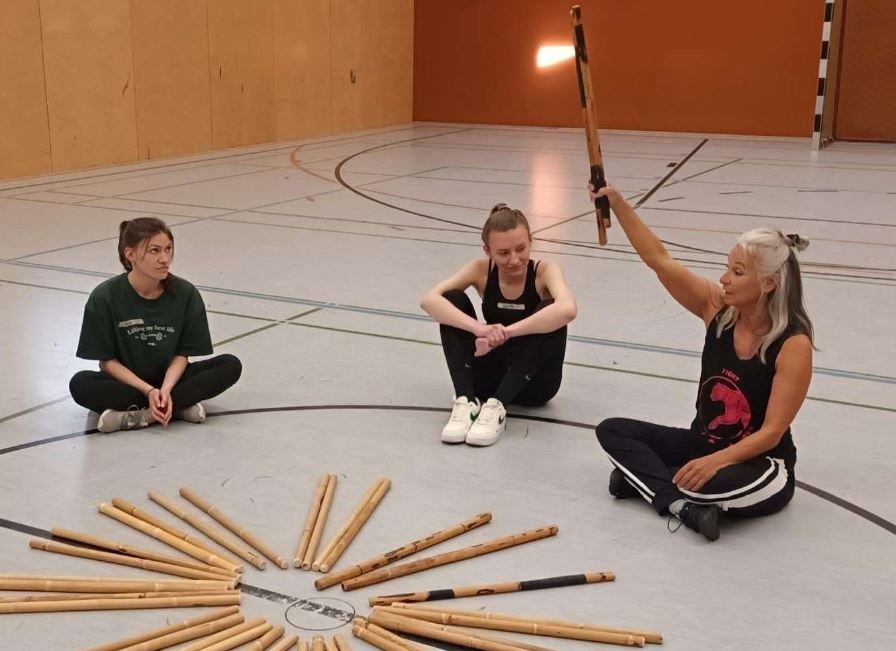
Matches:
[178,402,206,424]
[97,406,151,434]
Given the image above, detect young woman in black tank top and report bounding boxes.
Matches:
[590,184,815,541]
[420,204,577,446]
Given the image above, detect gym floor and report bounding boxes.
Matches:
[1,123,894,649]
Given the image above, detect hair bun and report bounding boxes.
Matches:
[490,203,508,215]
[785,233,809,252]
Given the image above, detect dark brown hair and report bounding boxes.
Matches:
[117,217,176,293]
[481,203,531,245]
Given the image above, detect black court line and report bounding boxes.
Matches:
[634,139,708,207]
[0,405,893,537]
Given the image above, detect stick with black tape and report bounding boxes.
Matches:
[368,571,614,606]
[571,4,610,246]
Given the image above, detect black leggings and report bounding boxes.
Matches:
[595,417,794,518]
[439,289,566,406]
[69,354,242,414]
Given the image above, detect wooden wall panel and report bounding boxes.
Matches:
[130,0,212,159]
[331,0,413,133]
[0,0,52,179]
[274,0,332,140]
[40,0,138,171]
[834,0,896,142]
[208,0,277,148]
[414,0,823,136]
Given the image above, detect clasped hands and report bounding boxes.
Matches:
[473,323,510,357]
[147,386,173,426]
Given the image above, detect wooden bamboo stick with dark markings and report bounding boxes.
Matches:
[367,611,537,651]
[302,475,337,570]
[111,497,240,567]
[315,512,491,590]
[341,526,558,591]
[49,527,233,577]
[83,606,240,651]
[28,539,239,584]
[0,592,239,614]
[318,478,391,572]
[97,503,241,573]
[369,571,614,606]
[148,490,267,570]
[180,618,267,651]
[294,473,332,567]
[385,604,660,645]
[180,487,288,569]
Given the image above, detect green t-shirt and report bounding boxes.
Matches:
[76,273,213,384]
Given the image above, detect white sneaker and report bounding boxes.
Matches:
[97,406,151,434]
[178,402,206,424]
[466,398,506,446]
[441,397,480,443]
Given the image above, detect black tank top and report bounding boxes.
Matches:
[482,260,542,326]
[690,312,801,468]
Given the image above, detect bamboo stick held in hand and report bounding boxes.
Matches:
[369,571,614,606]
[341,525,559,591]
[180,487,288,569]
[315,512,492,590]
[148,489,267,570]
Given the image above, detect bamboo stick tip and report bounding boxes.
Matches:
[311,562,321,571]
[293,559,302,568]
[277,559,289,569]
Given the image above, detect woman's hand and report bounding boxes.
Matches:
[673,454,728,492]
[148,387,172,426]
[588,182,626,209]
[473,337,493,357]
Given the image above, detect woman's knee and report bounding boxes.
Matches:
[69,371,95,403]
[595,417,633,446]
[218,354,242,385]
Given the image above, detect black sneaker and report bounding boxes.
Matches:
[676,503,721,541]
[608,468,639,499]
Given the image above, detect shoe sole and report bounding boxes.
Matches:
[465,420,506,446]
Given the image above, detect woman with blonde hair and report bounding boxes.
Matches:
[592,184,814,541]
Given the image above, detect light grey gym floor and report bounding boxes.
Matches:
[0,123,894,649]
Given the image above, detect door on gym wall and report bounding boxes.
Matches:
[833,0,896,142]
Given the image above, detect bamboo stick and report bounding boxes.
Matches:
[112,497,241,567]
[0,592,239,614]
[368,612,537,651]
[311,635,325,651]
[356,618,421,651]
[248,625,285,650]
[268,635,300,651]
[50,527,233,577]
[0,577,232,593]
[333,634,353,651]
[192,621,272,651]
[83,606,240,651]
[181,618,266,651]
[180,487,288,569]
[148,490,267,570]
[387,604,662,645]
[341,526,559,591]
[320,479,391,572]
[299,638,310,651]
[0,591,233,605]
[294,474,331,567]
[324,636,339,651]
[98,503,240,573]
[379,607,650,647]
[314,479,384,571]
[302,475,336,570]
[28,538,239,584]
[116,613,245,651]
[369,571,614,606]
[446,628,560,651]
[315,513,491,590]
[351,622,419,651]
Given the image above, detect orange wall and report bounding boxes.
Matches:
[414,0,826,136]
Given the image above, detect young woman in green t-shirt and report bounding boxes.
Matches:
[70,218,242,433]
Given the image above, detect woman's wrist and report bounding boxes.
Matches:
[145,386,158,397]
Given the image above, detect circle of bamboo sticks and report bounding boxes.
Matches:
[341,526,559,591]
[315,512,492,590]
[180,487,289,569]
